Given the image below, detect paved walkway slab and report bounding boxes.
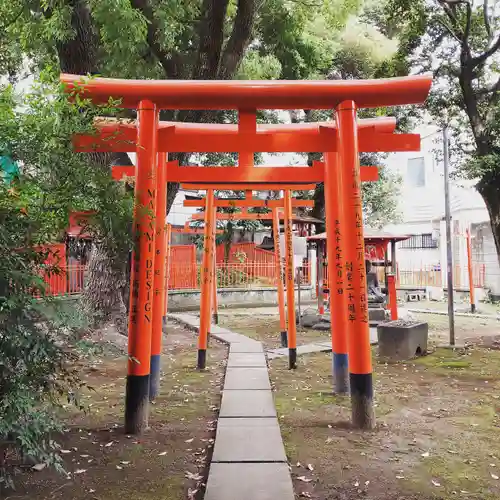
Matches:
[220,390,276,417]
[212,418,286,462]
[230,342,264,353]
[267,343,330,357]
[205,463,294,500]
[224,367,271,390]
[227,352,267,368]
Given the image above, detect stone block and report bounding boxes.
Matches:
[219,389,276,417]
[369,307,386,322]
[224,368,271,390]
[427,285,444,301]
[227,352,267,368]
[312,322,330,331]
[205,463,294,500]
[301,312,322,328]
[475,287,487,303]
[377,321,428,361]
[212,418,286,462]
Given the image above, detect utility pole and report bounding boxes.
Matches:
[443,125,455,346]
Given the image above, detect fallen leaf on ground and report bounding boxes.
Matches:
[158,451,167,456]
[297,476,312,483]
[396,475,405,480]
[307,464,314,471]
[116,465,123,470]
[60,449,71,454]
[104,441,114,447]
[185,471,203,481]
[32,463,46,472]
[431,480,441,487]
[296,462,302,467]
[421,451,430,458]
[185,438,194,443]
[299,493,312,498]
[187,488,198,499]
[74,469,87,475]
[354,481,359,487]
[491,474,499,480]
[120,461,130,465]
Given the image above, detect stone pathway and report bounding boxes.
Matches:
[169,313,295,500]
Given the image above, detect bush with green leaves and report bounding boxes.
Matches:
[0,73,130,488]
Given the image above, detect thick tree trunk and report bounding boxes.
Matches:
[477,173,500,268]
[81,240,129,333]
[52,2,132,331]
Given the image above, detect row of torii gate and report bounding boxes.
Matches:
[64,73,432,433]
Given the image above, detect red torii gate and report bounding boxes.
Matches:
[64,73,432,432]
[183,185,316,357]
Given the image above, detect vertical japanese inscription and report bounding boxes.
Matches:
[344,115,368,325]
[285,213,294,283]
[130,186,156,325]
[335,219,344,296]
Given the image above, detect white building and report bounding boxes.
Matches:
[383,124,500,295]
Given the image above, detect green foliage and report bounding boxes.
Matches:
[0,74,129,487]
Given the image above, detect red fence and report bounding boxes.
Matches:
[37,242,312,296]
[168,245,198,290]
[323,263,487,290]
[216,242,275,265]
[33,264,86,297]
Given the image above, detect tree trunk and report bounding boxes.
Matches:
[80,240,129,332]
[477,173,500,268]
[55,0,261,331]
[51,2,132,332]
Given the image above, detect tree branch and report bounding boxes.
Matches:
[217,0,261,79]
[483,0,492,41]
[471,34,500,68]
[192,0,230,79]
[435,18,462,43]
[129,0,180,78]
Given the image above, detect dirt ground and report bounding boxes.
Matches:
[12,323,227,500]
[219,310,328,349]
[269,347,500,500]
[219,301,500,349]
[220,307,500,500]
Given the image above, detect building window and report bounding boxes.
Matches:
[407,157,425,187]
[399,233,438,249]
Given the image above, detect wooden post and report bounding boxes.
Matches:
[198,189,215,369]
[387,274,398,320]
[284,189,297,369]
[337,100,374,429]
[125,100,158,434]
[150,152,168,401]
[466,228,476,313]
[324,151,349,395]
[273,208,287,347]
